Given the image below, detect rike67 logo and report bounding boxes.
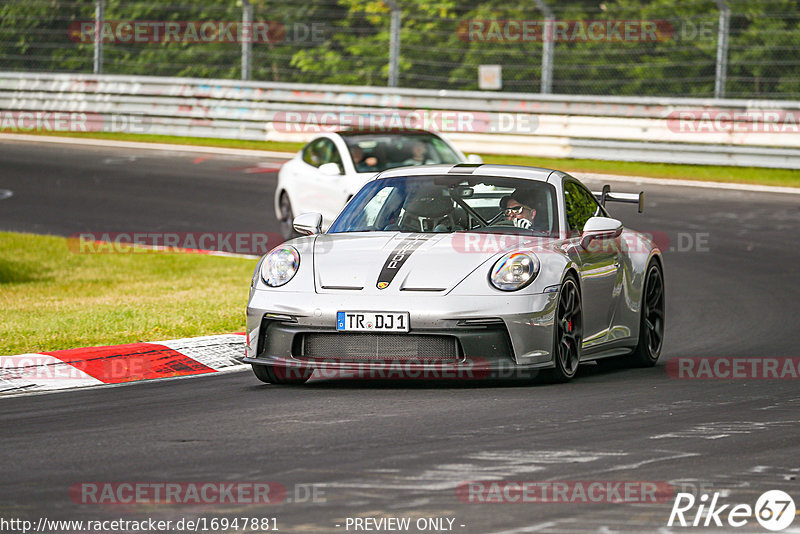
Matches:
[668,490,795,531]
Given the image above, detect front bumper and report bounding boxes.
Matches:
[245,290,558,372]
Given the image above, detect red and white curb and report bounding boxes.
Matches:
[0,334,247,396]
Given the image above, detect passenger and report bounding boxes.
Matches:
[400,140,435,166]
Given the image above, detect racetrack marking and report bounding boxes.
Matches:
[566,451,701,479]
[102,156,137,164]
[0,364,249,399]
[0,189,12,200]
[243,166,283,174]
[1,333,247,397]
[0,354,103,393]
[650,420,800,440]
[0,133,295,159]
[41,342,217,384]
[323,450,628,492]
[157,334,246,371]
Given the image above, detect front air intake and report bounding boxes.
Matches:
[296,333,460,362]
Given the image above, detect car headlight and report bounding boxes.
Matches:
[260,246,300,287]
[489,252,539,291]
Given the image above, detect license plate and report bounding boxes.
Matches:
[336,311,409,332]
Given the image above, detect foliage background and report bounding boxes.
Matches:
[1,0,798,98]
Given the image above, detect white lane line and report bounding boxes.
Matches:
[0,364,250,399]
[564,451,701,479]
[0,133,295,159]
[0,189,12,200]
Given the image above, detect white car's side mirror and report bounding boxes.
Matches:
[293,213,323,236]
[319,162,341,176]
[466,154,483,164]
[580,216,623,250]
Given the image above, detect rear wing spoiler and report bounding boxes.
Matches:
[592,184,645,213]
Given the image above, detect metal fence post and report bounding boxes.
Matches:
[93,0,104,74]
[533,0,554,94]
[714,0,730,99]
[242,0,253,81]
[386,0,401,87]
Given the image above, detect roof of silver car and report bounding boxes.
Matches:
[375,163,560,182]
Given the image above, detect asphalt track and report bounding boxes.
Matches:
[2,139,800,533]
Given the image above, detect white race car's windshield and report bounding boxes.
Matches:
[328,175,559,235]
[342,133,462,172]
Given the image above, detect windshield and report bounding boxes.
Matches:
[342,133,462,172]
[328,175,559,235]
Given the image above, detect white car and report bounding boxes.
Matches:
[274,129,482,238]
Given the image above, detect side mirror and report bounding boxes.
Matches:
[293,213,323,236]
[466,154,483,164]
[580,216,623,250]
[318,162,341,176]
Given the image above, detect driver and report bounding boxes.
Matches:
[350,145,379,172]
[500,190,539,229]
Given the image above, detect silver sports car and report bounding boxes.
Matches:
[245,164,664,384]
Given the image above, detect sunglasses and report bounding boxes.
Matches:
[503,205,527,215]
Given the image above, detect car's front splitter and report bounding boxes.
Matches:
[245,291,559,375]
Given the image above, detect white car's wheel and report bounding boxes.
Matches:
[278,192,299,240]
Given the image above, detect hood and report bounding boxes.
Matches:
[312,232,553,294]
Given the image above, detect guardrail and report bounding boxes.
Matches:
[2,72,800,168]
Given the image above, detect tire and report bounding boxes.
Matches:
[251,364,313,385]
[627,261,665,367]
[546,276,583,382]
[278,192,300,241]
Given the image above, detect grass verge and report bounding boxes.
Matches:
[6,129,800,187]
[0,231,255,355]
